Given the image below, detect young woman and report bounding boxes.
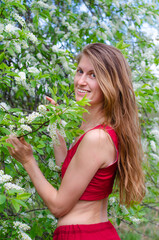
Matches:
[7,43,145,240]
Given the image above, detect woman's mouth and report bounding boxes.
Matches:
[77,89,90,94]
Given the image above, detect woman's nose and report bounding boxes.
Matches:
[78,74,87,85]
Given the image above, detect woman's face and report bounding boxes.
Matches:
[74,54,104,106]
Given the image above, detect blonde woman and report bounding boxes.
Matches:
[7,43,145,240]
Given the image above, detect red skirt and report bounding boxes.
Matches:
[53,221,121,240]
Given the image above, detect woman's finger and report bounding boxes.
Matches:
[8,136,21,147]
[45,96,57,105]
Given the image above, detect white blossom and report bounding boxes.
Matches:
[4,183,24,191]
[26,112,40,123]
[150,140,156,152]
[109,197,116,204]
[21,40,29,49]
[92,16,98,22]
[14,42,21,53]
[37,53,43,59]
[13,221,30,231]
[48,159,61,171]
[38,105,47,114]
[48,122,59,144]
[20,231,32,240]
[48,158,55,170]
[15,71,26,86]
[20,124,32,132]
[48,120,66,145]
[5,24,19,33]
[36,1,52,9]
[13,13,26,26]
[150,153,159,162]
[19,118,25,123]
[150,127,159,141]
[0,102,10,111]
[129,216,141,224]
[28,67,40,74]
[52,45,60,52]
[27,32,38,44]
[9,125,15,131]
[38,213,43,218]
[0,171,12,184]
[27,186,36,194]
[0,170,4,176]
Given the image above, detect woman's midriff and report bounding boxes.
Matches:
[57,197,108,227]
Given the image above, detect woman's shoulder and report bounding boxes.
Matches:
[80,127,115,150]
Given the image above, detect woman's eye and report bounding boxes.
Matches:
[77,69,83,74]
[90,73,96,78]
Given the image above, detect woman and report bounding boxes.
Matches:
[7,43,145,240]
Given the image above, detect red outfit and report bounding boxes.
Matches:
[53,221,120,240]
[53,125,120,239]
[62,124,119,201]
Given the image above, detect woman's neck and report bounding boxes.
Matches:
[80,104,106,131]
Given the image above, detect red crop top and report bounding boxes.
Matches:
[61,125,119,201]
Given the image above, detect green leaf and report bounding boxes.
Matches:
[14,199,28,208]
[0,127,10,135]
[11,199,20,212]
[16,193,31,200]
[7,47,15,56]
[0,195,6,205]
[116,218,121,226]
[0,52,5,63]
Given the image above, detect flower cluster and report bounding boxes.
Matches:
[150,127,159,142]
[48,158,61,171]
[28,67,40,74]
[150,140,156,152]
[0,102,10,111]
[37,105,47,115]
[109,197,116,205]
[48,121,66,145]
[13,41,21,53]
[19,124,32,132]
[0,170,12,184]
[13,221,30,231]
[27,32,38,45]
[26,112,41,123]
[14,71,35,97]
[4,183,24,191]
[5,23,20,34]
[13,13,26,27]
[19,231,32,240]
[129,216,141,224]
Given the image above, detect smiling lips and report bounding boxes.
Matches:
[77,88,90,94]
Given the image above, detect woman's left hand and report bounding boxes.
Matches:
[6,136,34,165]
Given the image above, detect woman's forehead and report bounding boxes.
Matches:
[78,54,95,72]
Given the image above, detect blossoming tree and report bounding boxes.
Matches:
[0,0,159,239]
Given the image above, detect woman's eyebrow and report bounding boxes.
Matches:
[77,66,95,73]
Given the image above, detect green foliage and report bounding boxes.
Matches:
[0,0,159,239]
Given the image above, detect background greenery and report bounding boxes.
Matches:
[0,0,159,239]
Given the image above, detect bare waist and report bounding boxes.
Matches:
[57,198,108,227]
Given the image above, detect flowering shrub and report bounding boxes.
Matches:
[0,0,159,239]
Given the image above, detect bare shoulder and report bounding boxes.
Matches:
[82,128,114,147]
[77,128,116,166]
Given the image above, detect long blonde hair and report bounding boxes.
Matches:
[77,43,145,207]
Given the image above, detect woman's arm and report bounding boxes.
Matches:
[46,96,67,166]
[6,129,116,218]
